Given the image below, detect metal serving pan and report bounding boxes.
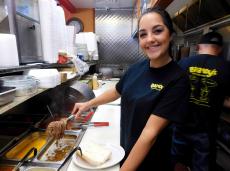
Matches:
[24,167,57,171]
[35,132,80,164]
[4,132,48,161]
[0,165,15,171]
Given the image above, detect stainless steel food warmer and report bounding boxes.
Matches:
[0,81,95,170]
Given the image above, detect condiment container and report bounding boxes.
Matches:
[92,74,99,90]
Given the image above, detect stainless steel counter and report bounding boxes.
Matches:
[67,79,121,171]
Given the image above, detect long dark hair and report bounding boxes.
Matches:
[138,7,175,57]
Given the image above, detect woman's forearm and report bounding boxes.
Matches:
[121,129,157,171]
[121,115,169,171]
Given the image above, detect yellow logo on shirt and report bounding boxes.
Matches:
[189,67,217,77]
[151,83,164,91]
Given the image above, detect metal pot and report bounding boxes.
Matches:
[98,67,113,79]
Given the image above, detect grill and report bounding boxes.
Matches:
[0,80,95,169]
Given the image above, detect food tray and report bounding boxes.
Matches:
[24,166,57,171]
[36,134,79,164]
[4,132,47,160]
[0,86,16,106]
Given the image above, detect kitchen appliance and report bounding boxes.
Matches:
[12,147,37,171]
[15,0,43,64]
[0,0,43,64]
[16,13,43,63]
[0,77,95,169]
[46,81,95,115]
[5,132,46,160]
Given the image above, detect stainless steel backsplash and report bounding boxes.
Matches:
[95,9,145,77]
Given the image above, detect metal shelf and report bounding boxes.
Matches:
[216,141,230,171]
[221,112,230,124]
[0,88,48,115]
[217,140,230,155]
[0,63,74,75]
[0,74,80,115]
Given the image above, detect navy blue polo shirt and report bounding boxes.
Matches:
[116,59,190,170]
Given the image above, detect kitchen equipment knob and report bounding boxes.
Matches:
[28,25,35,30]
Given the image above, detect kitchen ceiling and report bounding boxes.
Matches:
[171,0,230,32]
[69,0,137,9]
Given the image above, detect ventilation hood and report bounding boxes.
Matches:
[69,0,136,9]
[169,0,230,32]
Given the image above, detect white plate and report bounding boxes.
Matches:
[72,143,125,170]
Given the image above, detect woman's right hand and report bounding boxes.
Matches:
[71,101,91,119]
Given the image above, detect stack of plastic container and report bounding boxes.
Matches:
[0,75,38,96]
[26,69,61,88]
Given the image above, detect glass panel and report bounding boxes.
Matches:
[15,0,39,21]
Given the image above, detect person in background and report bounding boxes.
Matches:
[224,97,230,108]
[171,31,230,171]
[72,7,190,171]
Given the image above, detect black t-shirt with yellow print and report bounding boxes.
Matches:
[178,54,230,132]
[116,59,190,170]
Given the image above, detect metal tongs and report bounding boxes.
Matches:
[80,109,95,122]
[12,147,37,171]
[72,121,109,129]
[66,114,75,121]
[57,146,82,171]
[68,109,95,123]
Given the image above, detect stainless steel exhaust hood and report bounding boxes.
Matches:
[172,0,230,32]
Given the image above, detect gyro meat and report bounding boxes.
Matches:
[46,118,67,139]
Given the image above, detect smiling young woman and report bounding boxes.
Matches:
[138,12,172,68]
[71,7,190,171]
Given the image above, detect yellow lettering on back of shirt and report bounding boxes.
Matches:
[189,67,217,77]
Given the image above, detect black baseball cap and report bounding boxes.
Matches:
[199,31,223,46]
